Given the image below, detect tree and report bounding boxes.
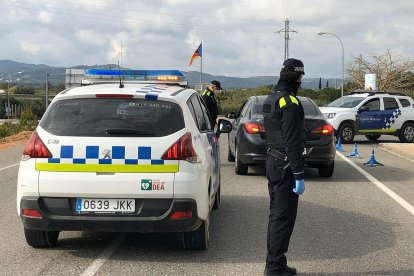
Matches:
[318,77,322,90]
[326,80,329,88]
[347,50,414,91]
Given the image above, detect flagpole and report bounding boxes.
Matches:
[200,42,203,92]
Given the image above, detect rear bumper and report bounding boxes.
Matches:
[305,139,336,167]
[20,197,201,233]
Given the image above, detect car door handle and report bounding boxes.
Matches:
[207,146,212,151]
[194,134,201,140]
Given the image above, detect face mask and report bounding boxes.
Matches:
[292,81,301,91]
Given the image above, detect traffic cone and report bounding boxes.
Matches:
[336,137,345,152]
[346,143,362,158]
[363,149,383,167]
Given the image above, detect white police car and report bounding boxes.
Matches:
[17,69,231,250]
[320,91,414,143]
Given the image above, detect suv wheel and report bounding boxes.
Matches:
[365,134,381,141]
[227,143,235,162]
[318,162,335,177]
[182,216,209,250]
[235,145,248,175]
[24,228,59,248]
[399,123,414,143]
[338,123,355,144]
[213,184,221,210]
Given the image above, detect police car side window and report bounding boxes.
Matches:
[362,98,380,111]
[384,97,399,110]
[188,95,208,132]
[399,98,411,108]
[196,96,212,131]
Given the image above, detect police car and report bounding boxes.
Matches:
[17,69,232,250]
[320,91,414,143]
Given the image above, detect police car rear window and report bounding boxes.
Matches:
[40,98,184,137]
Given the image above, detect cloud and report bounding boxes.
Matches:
[0,0,413,78]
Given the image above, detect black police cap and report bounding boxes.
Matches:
[282,58,305,75]
[210,80,222,90]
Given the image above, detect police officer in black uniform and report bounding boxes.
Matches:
[202,80,222,129]
[263,58,306,276]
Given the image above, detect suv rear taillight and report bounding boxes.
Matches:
[243,123,266,134]
[161,132,200,163]
[311,124,334,136]
[22,131,52,160]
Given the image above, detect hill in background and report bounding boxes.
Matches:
[0,60,339,89]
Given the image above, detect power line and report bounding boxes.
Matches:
[276,18,297,61]
[3,2,276,34]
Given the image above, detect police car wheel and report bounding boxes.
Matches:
[235,145,248,175]
[365,135,381,141]
[182,216,210,250]
[338,123,355,144]
[24,228,59,248]
[228,143,235,162]
[399,123,414,143]
[213,184,221,210]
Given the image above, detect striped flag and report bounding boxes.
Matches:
[189,43,202,66]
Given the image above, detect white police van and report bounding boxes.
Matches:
[320,91,414,143]
[17,69,231,250]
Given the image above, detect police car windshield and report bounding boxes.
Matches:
[327,97,364,108]
[40,98,184,137]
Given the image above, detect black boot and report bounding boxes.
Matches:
[264,266,297,276]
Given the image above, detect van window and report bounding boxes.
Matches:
[399,98,411,108]
[40,98,184,137]
[384,97,399,110]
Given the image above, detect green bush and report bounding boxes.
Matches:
[0,122,21,139]
[19,109,38,130]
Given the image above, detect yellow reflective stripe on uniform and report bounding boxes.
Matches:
[279,97,287,108]
[289,95,299,105]
[202,90,210,96]
[35,163,179,173]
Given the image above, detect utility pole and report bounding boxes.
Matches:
[276,18,297,61]
[45,73,49,110]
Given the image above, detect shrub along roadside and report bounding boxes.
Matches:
[0,109,38,139]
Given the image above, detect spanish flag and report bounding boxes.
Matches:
[189,43,202,66]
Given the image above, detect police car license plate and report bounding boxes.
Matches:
[76,198,135,213]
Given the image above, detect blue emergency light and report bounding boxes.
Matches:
[84,69,185,82]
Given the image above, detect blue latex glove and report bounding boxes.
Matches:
[293,179,305,195]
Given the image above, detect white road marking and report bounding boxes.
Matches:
[338,152,414,216]
[80,233,127,276]
[0,163,19,171]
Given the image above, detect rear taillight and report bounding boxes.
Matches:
[22,131,52,160]
[161,132,200,163]
[170,211,193,220]
[22,209,42,218]
[311,124,334,135]
[243,123,266,134]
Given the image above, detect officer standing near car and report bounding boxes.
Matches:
[202,80,222,129]
[262,58,306,276]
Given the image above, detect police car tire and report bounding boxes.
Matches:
[228,144,235,162]
[235,145,248,175]
[365,135,381,141]
[182,216,209,250]
[24,228,59,248]
[213,184,221,210]
[399,123,414,143]
[338,123,355,144]
[318,162,335,177]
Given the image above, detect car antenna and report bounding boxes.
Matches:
[118,61,124,88]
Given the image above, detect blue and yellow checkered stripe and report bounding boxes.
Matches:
[36,146,178,173]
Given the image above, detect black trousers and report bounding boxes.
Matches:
[265,155,299,273]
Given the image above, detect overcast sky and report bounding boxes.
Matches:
[1,0,413,79]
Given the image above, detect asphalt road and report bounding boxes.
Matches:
[1,136,413,275]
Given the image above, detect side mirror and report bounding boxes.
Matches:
[215,119,232,138]
[225,112,236,119]
[359,106,369,112]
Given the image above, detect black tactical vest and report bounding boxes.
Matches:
[263,90,304,152]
